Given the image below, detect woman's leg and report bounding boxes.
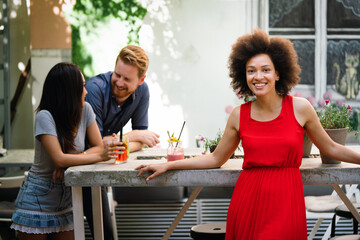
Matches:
[17,232,47,240]
[51,230,74,240]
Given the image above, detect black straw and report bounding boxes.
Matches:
[176,121,186,147]
[119,122,123,142]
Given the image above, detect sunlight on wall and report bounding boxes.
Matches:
[148,73,187,148]
[139,0,247,148]
[80,18,130,75]
[53,0,247,149]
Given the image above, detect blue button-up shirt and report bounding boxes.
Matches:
[85,71,149,137]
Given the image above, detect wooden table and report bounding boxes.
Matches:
[64,146,360,240]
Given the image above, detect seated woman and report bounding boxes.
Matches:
[11,62,122,240]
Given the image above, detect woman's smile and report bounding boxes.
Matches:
[246,53,279,96]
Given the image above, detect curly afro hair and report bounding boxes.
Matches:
[228,28,301,98]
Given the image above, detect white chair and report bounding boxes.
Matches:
[306,184,360,240]
[0,174,26,222]
[0,173,26,240]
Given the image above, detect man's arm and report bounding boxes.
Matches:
[129,83,159,151]
[128,141,146,153]
[85,78,105,136]
[125,130,160,152]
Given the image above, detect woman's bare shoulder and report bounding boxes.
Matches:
[293,96,314,112]
[232,105,241,116]
[228,105,241,127]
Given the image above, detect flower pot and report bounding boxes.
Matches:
[303,133,312,158]
[320,127,348,164]
[210,144,235,158]
[210,144,217,153]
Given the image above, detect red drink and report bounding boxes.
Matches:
[115,136,128,164]
[167,147,184,161]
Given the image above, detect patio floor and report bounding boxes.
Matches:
[84,199,359,240]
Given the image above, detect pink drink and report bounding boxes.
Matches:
[167,147,184,161]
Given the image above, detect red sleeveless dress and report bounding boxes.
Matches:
[225,95,307,240]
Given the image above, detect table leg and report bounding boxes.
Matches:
[162,186,203,240]
[331,184,360,223]
[72,186,85,240]
[92,186,104,240]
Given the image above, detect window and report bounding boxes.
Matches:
[265,0,360,104]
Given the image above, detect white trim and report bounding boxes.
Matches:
[269,35,315,39]
[328,28,360,32]
[250,0,260,32]
[259,0,268,32]
[320,0,327,101]
[269,28,315,32]
[294,84,315,91]
[327,35,360,39]
[315,0,322,102]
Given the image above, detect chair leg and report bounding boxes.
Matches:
[353,218,358,235]
[331,214,336,237]
[308,218,324,240]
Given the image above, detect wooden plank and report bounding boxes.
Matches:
[162,186,203,240]
[72,187,85,240]
[92,186,104,240]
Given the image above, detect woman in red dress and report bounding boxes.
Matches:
[136,29,360,239]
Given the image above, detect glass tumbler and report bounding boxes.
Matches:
[167,141,184,161]
[115,135,129,164]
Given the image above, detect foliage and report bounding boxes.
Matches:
[244,96,256,102]
[201,129,223,153]
[350,108,359,131]
[200,129,242,153]
[65,0,147,79]
[316,100,353,130]
[302,91,358,132]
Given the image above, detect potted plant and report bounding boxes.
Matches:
[201,129,241,158]
[302,132,312,158]
[316,99,354,164]
[202,129,223,153]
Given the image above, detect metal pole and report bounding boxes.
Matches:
[3,0,10,149]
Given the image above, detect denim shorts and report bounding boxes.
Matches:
[11,173,73,233]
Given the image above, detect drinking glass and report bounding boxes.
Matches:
[115,135,128,164]
[167,141,184,161]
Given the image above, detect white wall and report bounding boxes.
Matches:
[138,0,251,148]
[30,49,72,114]
[14,0,253,149]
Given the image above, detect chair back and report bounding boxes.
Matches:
[0,173,25,221]
[0,175,25,202]
[0,175,25,188]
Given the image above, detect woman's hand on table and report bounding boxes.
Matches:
[101,140,125,161]
[52,167,65,183]
[136,163,169,181]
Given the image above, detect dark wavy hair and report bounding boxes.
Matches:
[36,62,83,153]
[228,28,301,97]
